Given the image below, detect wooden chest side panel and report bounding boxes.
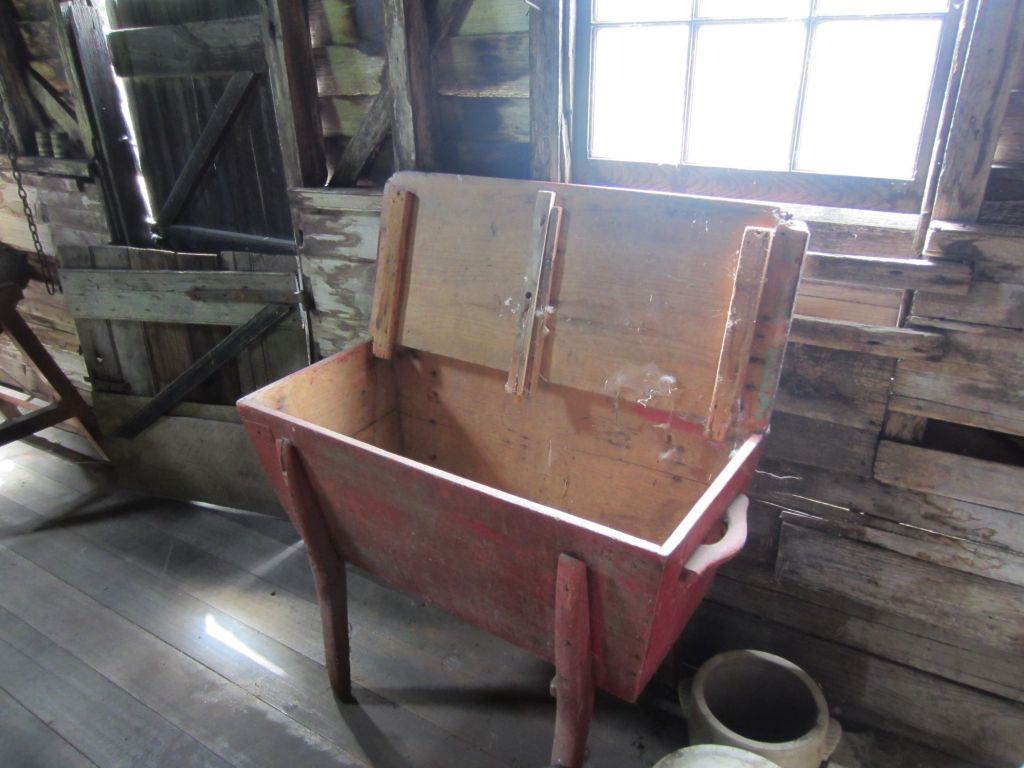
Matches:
[392,348,724,544]
[384,172,780,424]
[242,341,397,442]
[249,412,666,701]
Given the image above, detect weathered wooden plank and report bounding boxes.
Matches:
[994,87,1024,165]
[441,138,532,178]
[26,68,79,136]
[66,3,150,247]
[370,188,415,359]
[0,541,360,766]
[458,0,529,35]
[529,0,570,181]
[787,315,946,359]
[783,508,1024,589]
[932,0,1024,223]
[264,0,326,189]
[385,172,781,423]
[802,253,971,294]
[0,606,229,768]
[680,599,1024,767]
[912,279,1024,328]
[751,456,1024,555]
[708,228,771,440]
[778,522,1024,656]
[222,251,309,393]
[435,32,529,98]
[438,96,530,143]
[874,440,1024,515]
[107,17,264,77]
[382,0,436,170]
[156,71,257,230]
[774,344,894,430]
[290,187,383,214]
[925,219,1024,284]
[297,210,380,260]
[794,282,904,327]
[892,319,1024,436]
[762,411,878,476]
[59,269,301,326]
[319,95,374,137]
[0,685,96,768]
[313,45,384,96]
[113,304,293,438]
[707,574,1024,705]
[329,84,392,186]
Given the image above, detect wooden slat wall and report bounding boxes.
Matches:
[0,162,109,407]
[312,0,531,180]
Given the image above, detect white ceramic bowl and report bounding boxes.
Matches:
[653,744,784,768]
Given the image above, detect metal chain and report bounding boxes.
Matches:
[0,78,60,295]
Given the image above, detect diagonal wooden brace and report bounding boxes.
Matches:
[114,303,293,439]
[0,283,103,450]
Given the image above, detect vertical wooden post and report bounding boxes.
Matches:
[382,0,436,171]
[931,0,1024,223]
[261,0,327,187]
[530,0,574,182]
[740,221,809,436]
[277,438,352,700]
[550,553,594,768]
[66,1,151,247]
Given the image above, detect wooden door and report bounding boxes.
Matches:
[104,0,325,254]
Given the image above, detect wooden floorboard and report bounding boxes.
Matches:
[0,686,98,768]
[0,438,981,768]
[0,540,365,768]
[0,607,228,768]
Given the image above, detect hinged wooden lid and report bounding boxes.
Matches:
[370,172,807,440]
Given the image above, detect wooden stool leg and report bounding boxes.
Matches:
[277,438,352,700]
[550,553,594,768]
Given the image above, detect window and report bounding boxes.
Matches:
[576,0,961,211]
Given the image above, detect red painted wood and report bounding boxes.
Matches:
[551,554,594,768]
[277,438,352,700]
[239,351,763,701]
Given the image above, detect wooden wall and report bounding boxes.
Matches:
[0,158,109,403]
[291,2,1024,765]
[1,0,1023,763]
[311,0,531,179]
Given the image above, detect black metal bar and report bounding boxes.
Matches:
[114,303,293,439]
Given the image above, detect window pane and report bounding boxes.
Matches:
[796,19,942,179]
[816,0,948,15]
[686,22,806,171]
[697,0,810,19]
[594,0,691,23]
[590,26,689,164]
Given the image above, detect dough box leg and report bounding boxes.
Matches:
[277,438,352,700]
[550,553,595,768]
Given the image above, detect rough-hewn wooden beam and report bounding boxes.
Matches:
[802,253,972,294]
[788,315,947,359]
[932,0,1024,223]
[328,0,472,186]
[529,0,572,182]
[382,0,436,171]
[107,17,264,78]
[66,1,151,247]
